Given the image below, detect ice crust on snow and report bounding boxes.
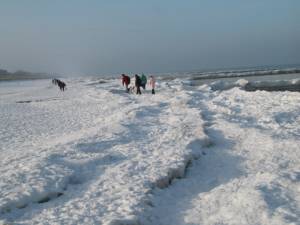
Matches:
[0,77,299,225]
[0,79,207,224]
[142,83,300,225]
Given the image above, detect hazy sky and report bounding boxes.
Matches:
[0,0,299,75]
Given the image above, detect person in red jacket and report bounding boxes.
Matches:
[121,74,130,92]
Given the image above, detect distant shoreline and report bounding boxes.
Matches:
[0,69,54,82]
[0,76,51,82]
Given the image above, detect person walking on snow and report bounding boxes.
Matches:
[121,74,130,92]
[135,74,142,95]
[141,74,147,90]
[149,75,156,94]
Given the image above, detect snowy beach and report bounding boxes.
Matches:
[0,75,299,225]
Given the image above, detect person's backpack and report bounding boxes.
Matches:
[141,74,147,85]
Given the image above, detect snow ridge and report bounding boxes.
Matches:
[140,86,243,225]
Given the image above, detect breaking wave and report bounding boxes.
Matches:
[207,78,300,92]
[190,68,300,80]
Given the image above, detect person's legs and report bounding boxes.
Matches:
[152,89,155,94]
[137,86,141,94]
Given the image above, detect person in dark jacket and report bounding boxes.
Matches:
[57,80,66,91]
[135,74,142,95]
[121,74,130,92]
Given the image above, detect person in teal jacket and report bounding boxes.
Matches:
[141,74,147,90]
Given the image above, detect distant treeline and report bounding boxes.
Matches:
[0,69,52,81]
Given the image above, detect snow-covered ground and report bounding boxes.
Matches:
[0,76,299,225]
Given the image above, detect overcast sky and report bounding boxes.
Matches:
[0,0,299,75]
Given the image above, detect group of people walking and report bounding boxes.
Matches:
[122,74,156,95]
[52,79,66,91]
